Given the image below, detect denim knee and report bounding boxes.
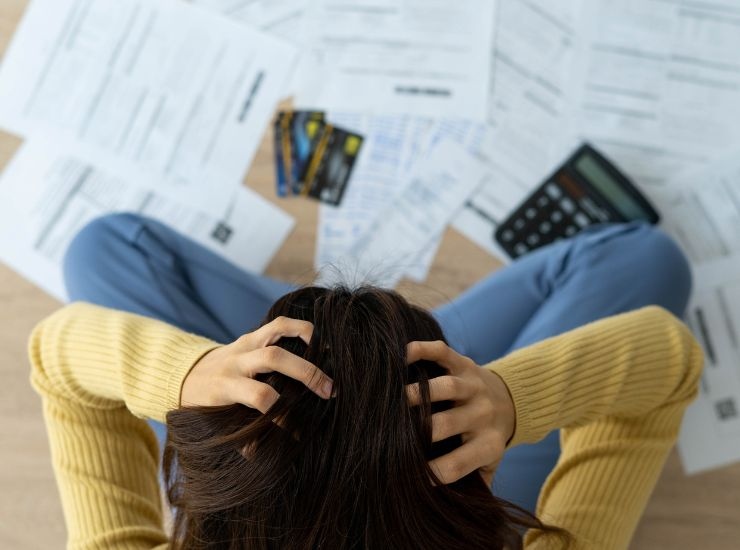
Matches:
[578,222,693,316]
[62,213,145,300]
[635,225,693,311]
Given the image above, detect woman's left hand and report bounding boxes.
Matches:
[405,341,516,486]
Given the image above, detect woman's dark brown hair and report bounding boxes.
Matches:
[163,286,568,549]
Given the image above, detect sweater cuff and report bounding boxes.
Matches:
[485,355,538,447]
[161,337,221,421]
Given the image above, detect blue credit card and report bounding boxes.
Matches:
[291,111,325,194]
[273,112,289,197]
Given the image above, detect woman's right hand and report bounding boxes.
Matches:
[180,316,334,413]
[405,341,516,486]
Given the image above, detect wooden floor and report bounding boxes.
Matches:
[1,1,739,548]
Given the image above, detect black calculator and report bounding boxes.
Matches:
[495,144,660,259]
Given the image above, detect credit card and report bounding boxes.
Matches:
[291,111,325,195]
[273,112,289,197]
[302,124,363,206]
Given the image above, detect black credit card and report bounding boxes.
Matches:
[302,124,363,206]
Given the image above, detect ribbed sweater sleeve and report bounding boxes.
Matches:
[485,306,703,549]
[28,302,220,549]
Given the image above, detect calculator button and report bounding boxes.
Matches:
[526,234,540,246]
[545,183,562,199]
[513,218,526,230]
[539,221,552,234]
[574,212,591,228]
[565,225,577,236]
[501,229,515,242]
[514,243,528,256]
[536,196,549,208]
[560,198,576,214]
[525,207,537,219]
[550,211,564,223]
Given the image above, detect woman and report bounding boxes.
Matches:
[29,213,702,549]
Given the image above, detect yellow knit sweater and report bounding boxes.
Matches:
[28,303,703,549]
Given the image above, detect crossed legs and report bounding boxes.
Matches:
[63,214,691,512]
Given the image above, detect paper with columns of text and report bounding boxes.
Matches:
[294,0,497,119]
[679,255,740,474]
[453,0,583,260]
[568,0,740,193]
[0,0,297,213]
[314,115,488,284]
[655,150,740,266]
[324,140,491,289]
[0,139,294,301]
[314,114,434,280]
[189,0,308,41]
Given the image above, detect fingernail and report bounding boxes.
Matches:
[322,380,334,399]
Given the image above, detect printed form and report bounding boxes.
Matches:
[453,0,583,260]
[680,255,740,474]
[0,139,294,301]
[314,115,487,283]
[569,0,740,191]
[650,151,740,473]
[314,114,433,279]
[658,167,740,266]
[189,0,308,41]
[330,140,491,289]
[294,0,497,119]
[0,0,297,212]
[297,0,585,267]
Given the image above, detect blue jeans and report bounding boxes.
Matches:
[62,213,691,513]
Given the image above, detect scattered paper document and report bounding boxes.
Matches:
[0,0,297,212]
[656,153,740,265]
[317,115,438,282]
[189,0,308,41]
[294,0,497,119]
[387,117,488,281]
[679,255,740,474]
[314,114,487,282]
[569,0,740,191]
[330,140,490,288]
[488,0,581,126]
[314,114,428,273]
[453,0,582,260]
[0,139,294,301]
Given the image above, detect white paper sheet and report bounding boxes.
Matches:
[679,255,740,474]
[569,0,740,192]
[323,140,489,288]
[315,114,427,271]
[403,119,489,273]
[0,0,297,212]
[188,0,308,41]
[645,149,740,473]
[453,0,583,260]
[0,139,294,301]
[294,0,497,119]
[488,0,581,125]
[656,153,740,265]
[314,114,487,283]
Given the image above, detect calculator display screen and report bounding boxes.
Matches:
[574,153,650,220]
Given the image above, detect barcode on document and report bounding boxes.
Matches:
[714,398,738,421]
